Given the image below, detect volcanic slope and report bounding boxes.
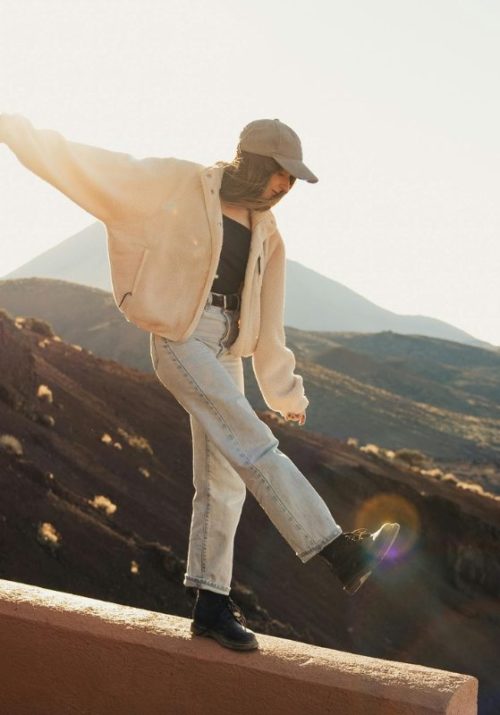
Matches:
[1,278,499,468]
[1,308,500,712]
[0,308,298,638]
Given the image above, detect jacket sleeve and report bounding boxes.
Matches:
[251,232,309,417]
[0,113,170,224]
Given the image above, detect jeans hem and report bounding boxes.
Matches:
[297,527,343,563]
[184,574,231,595]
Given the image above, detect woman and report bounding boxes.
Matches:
[1,114,400,652]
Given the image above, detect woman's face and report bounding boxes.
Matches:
[260,169,294,203]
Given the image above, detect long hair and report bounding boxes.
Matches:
[218,148,296,212]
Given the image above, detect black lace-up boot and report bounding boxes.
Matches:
[190,588,259,651]
[320,523,400,595]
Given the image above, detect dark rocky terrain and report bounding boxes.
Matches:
[1,278,499,476]
[0,308,299,640]
[1,308,499,713]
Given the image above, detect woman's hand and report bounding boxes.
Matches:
[284,411,306,426]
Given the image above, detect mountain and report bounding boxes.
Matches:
[285,260,493,347]
[3,222,492,348]
[1,278,499,473]
[5,223,110,291]
[1,308,499,714]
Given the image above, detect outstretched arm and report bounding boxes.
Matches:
[0,113,170,224]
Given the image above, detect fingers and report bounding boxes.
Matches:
[285,412,306,425]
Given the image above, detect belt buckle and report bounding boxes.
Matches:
[223,294,228,310]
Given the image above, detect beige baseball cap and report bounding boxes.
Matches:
[238,118,319,183]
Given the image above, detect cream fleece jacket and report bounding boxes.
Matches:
[0,113,308,417]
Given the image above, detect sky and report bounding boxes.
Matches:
[1,0,499,345]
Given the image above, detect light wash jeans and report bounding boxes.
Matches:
[150,298,342,595]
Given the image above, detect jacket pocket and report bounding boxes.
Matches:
[118,247,150,309]
[256,252,265,290]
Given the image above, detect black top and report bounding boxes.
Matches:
[210,214,252,295]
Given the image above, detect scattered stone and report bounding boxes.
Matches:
[130,560,140,574]
[456,481,481,493]
[89,495,117,515]
[117,427,154,456]
[36,384,54,404]
[100,433,122,450]
[139,466,150,479]
[38,414,56,428]
[421,468,444,479]
[0,434,23,457]
[360,443,380,456]
[37,522,61,552]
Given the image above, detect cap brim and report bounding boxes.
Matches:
[272,154,319,183]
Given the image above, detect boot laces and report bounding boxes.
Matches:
[227,597,247,627]
[343,528,372,543]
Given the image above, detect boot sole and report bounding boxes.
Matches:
[343,523,400,595]
[190,622,259,651]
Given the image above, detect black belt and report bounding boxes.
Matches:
[207,292,241,310]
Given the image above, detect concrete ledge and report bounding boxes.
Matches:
[0,579,477,714]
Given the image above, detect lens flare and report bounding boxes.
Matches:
[354,493,421,559]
